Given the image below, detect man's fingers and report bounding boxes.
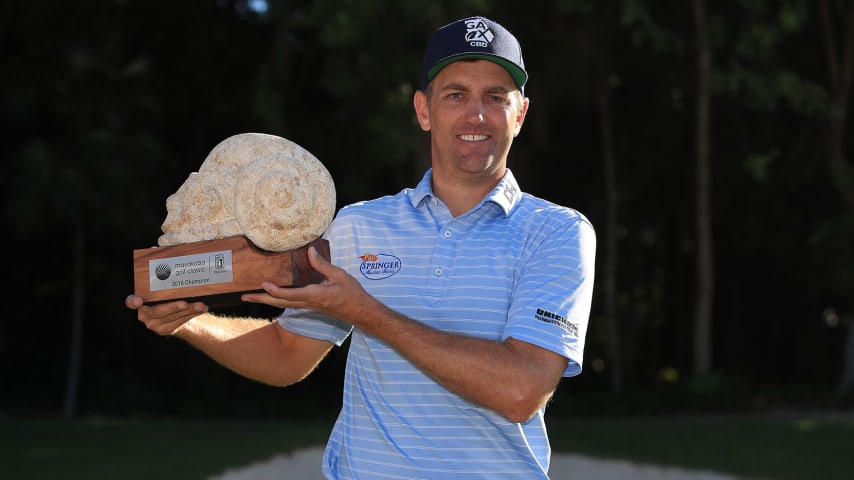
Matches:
[259,282,286,296]
[126,295,143,309]
[137,300,206,322]
[308,245,333,272]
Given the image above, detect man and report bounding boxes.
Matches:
[127,16,596,479]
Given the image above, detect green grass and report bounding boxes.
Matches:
[0,416,334,480]
[547,414,854,480]
[2,413,852,479]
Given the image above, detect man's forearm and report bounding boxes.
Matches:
[175,314,330,387]
[356,301,566,422]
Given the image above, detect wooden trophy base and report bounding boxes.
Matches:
[133,236,329,307]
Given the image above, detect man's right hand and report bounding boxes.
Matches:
[125,295,209,336]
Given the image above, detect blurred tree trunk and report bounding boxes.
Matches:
[838,316,854,393]
[596,65,624,393]
[819,0,854,212]
[63,212,85,417]
[819,0,854,392]
[692,0,714,376]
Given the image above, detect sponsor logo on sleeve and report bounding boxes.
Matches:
[535,308,579,337]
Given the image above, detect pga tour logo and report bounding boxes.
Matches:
[359,253,401,280]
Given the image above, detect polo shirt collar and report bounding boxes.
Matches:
[409,168,522,217]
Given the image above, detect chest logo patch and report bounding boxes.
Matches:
[359,253,402,280]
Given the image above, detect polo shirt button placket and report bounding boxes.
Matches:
[430,225,452,283]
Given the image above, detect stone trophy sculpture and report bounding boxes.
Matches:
[132,133,336,307]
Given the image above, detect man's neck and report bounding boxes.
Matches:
[431,170,503,217]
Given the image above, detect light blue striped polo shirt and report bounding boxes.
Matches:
[278,168,596,479]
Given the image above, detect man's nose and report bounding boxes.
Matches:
[466,99,486,123]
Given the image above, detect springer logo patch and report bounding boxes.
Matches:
[359,253,402,280]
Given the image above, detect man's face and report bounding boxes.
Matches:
[415,59,528,180]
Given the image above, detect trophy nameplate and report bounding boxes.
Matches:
[133,236,329,307]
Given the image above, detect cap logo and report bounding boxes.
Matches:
[464,18,494,48]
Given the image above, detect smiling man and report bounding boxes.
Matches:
[127,16,596,479]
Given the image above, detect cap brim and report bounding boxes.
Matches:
[427,54,527,91]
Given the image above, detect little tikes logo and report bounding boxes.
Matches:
[359,253,401,280]
[464,18,495,47]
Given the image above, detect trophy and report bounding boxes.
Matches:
[132,133,336,307]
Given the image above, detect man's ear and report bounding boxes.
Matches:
[513,97,529,137]
[414,90,431,132]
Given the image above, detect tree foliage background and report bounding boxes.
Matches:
[1,0,852,418]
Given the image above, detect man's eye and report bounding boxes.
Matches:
[447,92,463,99]
[489,95,507,103]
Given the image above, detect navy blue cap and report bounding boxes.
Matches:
[421,16,527,92]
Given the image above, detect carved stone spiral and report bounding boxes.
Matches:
[158,133,336,252]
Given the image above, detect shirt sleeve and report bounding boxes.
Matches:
[503,216,596,377]
[277,307,353,346]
